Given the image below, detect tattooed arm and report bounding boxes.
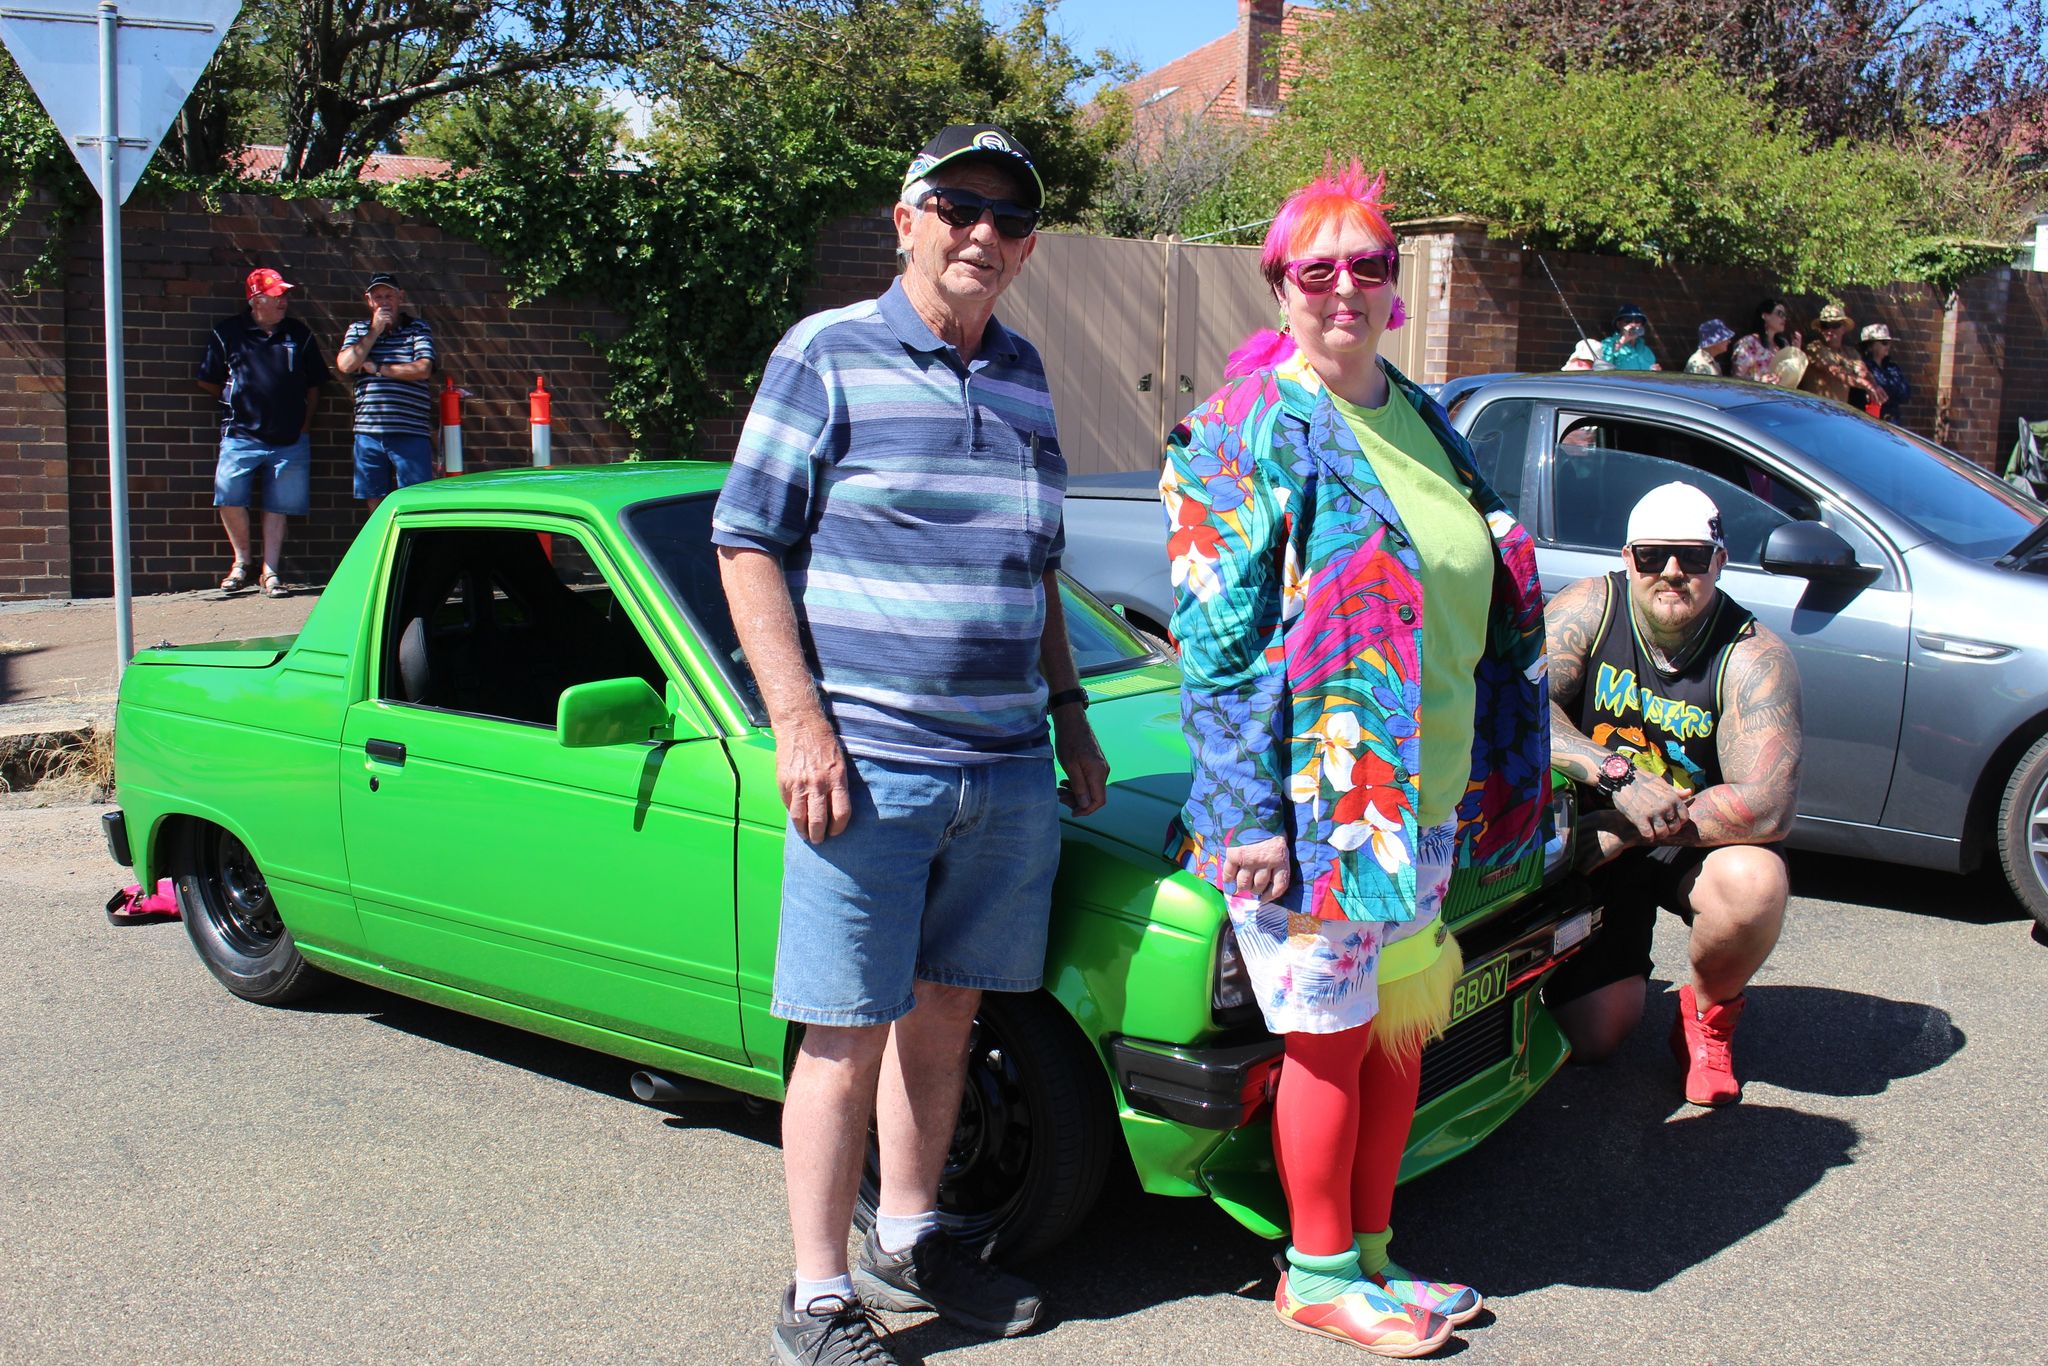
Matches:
[1546,576,1691,844]
[1667,626,1803,846]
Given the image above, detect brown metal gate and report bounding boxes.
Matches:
[999,232,1432,474]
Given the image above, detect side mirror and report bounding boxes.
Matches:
[1760,521,1869,583]
[557,677,670,748]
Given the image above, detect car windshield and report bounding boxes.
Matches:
[1735,401,2046,559]
[621,495,1157,718]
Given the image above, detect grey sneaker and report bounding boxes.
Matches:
[770,1285,899,1366]
[851,1229,1043,1338]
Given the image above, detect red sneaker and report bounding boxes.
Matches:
[1670,983,1745,1106]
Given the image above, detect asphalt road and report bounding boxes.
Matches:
[4,797,2044,1365]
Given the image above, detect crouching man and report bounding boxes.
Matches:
[1542,483,1803,1105]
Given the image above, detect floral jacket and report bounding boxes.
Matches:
[1161,353,1550,924]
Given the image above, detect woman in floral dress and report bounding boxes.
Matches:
[1161,163,1549,1358]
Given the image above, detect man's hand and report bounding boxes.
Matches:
[1053,709,1108,815]
[369,304,397,336]
[1221,835,1291,903]
[1610,768,1692,843]
[779,715,851,843]
[1575,809,1639,873]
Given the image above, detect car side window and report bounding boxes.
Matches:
[1462,398,1533,512]
[1550,415,1817,564]
[382,526,666,726]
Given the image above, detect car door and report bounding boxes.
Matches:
[1530,405,1911,829]
[339,516,744,1060]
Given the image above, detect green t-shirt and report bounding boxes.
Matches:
[1328,379,1495,828]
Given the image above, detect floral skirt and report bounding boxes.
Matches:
[1223,820,1456,1036]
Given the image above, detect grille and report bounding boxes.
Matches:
[1416,997,1515,1106]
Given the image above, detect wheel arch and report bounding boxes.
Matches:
[1960,708,2048,871]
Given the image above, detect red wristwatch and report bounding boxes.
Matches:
[1596,753,1636,794]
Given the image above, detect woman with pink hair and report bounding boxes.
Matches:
[1162,164,1550,1356]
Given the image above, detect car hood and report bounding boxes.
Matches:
[1065,671,1193,863]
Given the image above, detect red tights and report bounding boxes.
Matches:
[1273,1024,1424,1257]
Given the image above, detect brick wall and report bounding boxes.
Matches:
[0,207,71,598]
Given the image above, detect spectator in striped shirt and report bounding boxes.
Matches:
[335,272,437,508]
[714,124,1108,1366]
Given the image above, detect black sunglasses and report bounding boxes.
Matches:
[917,187,1039,240]
[1629,542,1716,574]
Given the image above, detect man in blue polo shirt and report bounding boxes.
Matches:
[714,125,1109,1366]
[196,267,330,597]
[335,271,437,508]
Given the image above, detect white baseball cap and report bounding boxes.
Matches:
[1626,482,1724,548]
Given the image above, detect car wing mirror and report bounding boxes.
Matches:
[557,677,672,748]
[1759,521,1873,584]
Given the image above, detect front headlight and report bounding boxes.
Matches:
[1542,781,1578,882]
[1213,922,1251,1012]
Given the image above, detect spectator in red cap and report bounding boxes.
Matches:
[195,267,330,596]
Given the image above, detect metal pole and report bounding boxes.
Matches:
[98,0,132,671]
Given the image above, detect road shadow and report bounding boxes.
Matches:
[1787,849,2028,926]
[311,975,779,1144]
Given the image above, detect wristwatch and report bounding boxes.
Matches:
[1596,752,1636,794]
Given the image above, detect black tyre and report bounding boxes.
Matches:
[855,990,1115,1260]
[1997,735,2048,933]
[174,823,327,1005]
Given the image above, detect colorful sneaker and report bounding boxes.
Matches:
[1670,983,1746,1106]
[1367,1261,1484,1327]
[771,1285,899,1366]
[851,1228,1042,1338]
[1276,1271,1454,1358]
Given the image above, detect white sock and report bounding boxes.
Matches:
[874,1210,938,1255]
[794,1273,855,1313]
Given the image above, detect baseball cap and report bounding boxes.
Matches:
[245,267,294,300]
[1626,482,1725,548]
[364,272,401,291]
[902,124,1044,209]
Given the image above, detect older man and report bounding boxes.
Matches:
[712,125,1108,1366]
[1799,300,1886,410]
[335,271,437,508]
[1542,483,1802,1107]
[196,267,329,598]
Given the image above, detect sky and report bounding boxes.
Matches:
[983,0,1314,87]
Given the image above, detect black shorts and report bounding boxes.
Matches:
[1543,843,1784,1006]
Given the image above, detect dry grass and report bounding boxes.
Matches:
[1,726,115,799]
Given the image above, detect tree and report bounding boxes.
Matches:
[1217,0,2033,288]
[251,0,688,179]
[407,79,627,175]
[1090,101,1257,240]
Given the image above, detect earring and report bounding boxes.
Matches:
[1387,296,1408,331]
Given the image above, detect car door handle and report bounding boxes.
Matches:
[366,738,407,764]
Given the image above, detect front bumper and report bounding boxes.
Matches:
[1109,872,1600,1132]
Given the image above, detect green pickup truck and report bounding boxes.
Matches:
[105,463,1597,1256]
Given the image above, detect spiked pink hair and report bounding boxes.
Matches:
[1225,162,1405,379]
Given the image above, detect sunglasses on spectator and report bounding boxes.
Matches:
[917,187,1039,239]
[1629,542,1717,574]
[1283,250,1399,294]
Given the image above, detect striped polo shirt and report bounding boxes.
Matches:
[711,278,1066,765]
[341,314,437,435]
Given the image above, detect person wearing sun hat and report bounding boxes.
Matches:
[1599,303,1662,370]
[1542,481,1803,1108]
[1855,322,1910,420]
[1799,300,1886,409]
[1685,319,1737,376]
[194,267,330,597]
[716,123,1104,1366]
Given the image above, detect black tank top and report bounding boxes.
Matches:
[1574,572,1756,797]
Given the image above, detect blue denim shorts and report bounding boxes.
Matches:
[352,431,435,500]
[771,754,1061,1027]
[214,433,311,516]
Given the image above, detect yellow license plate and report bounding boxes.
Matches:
[1447,953,1510,1028]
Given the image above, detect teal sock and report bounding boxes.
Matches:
[1355,1226,1394,1278]
[1285,1246,1363,1304]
